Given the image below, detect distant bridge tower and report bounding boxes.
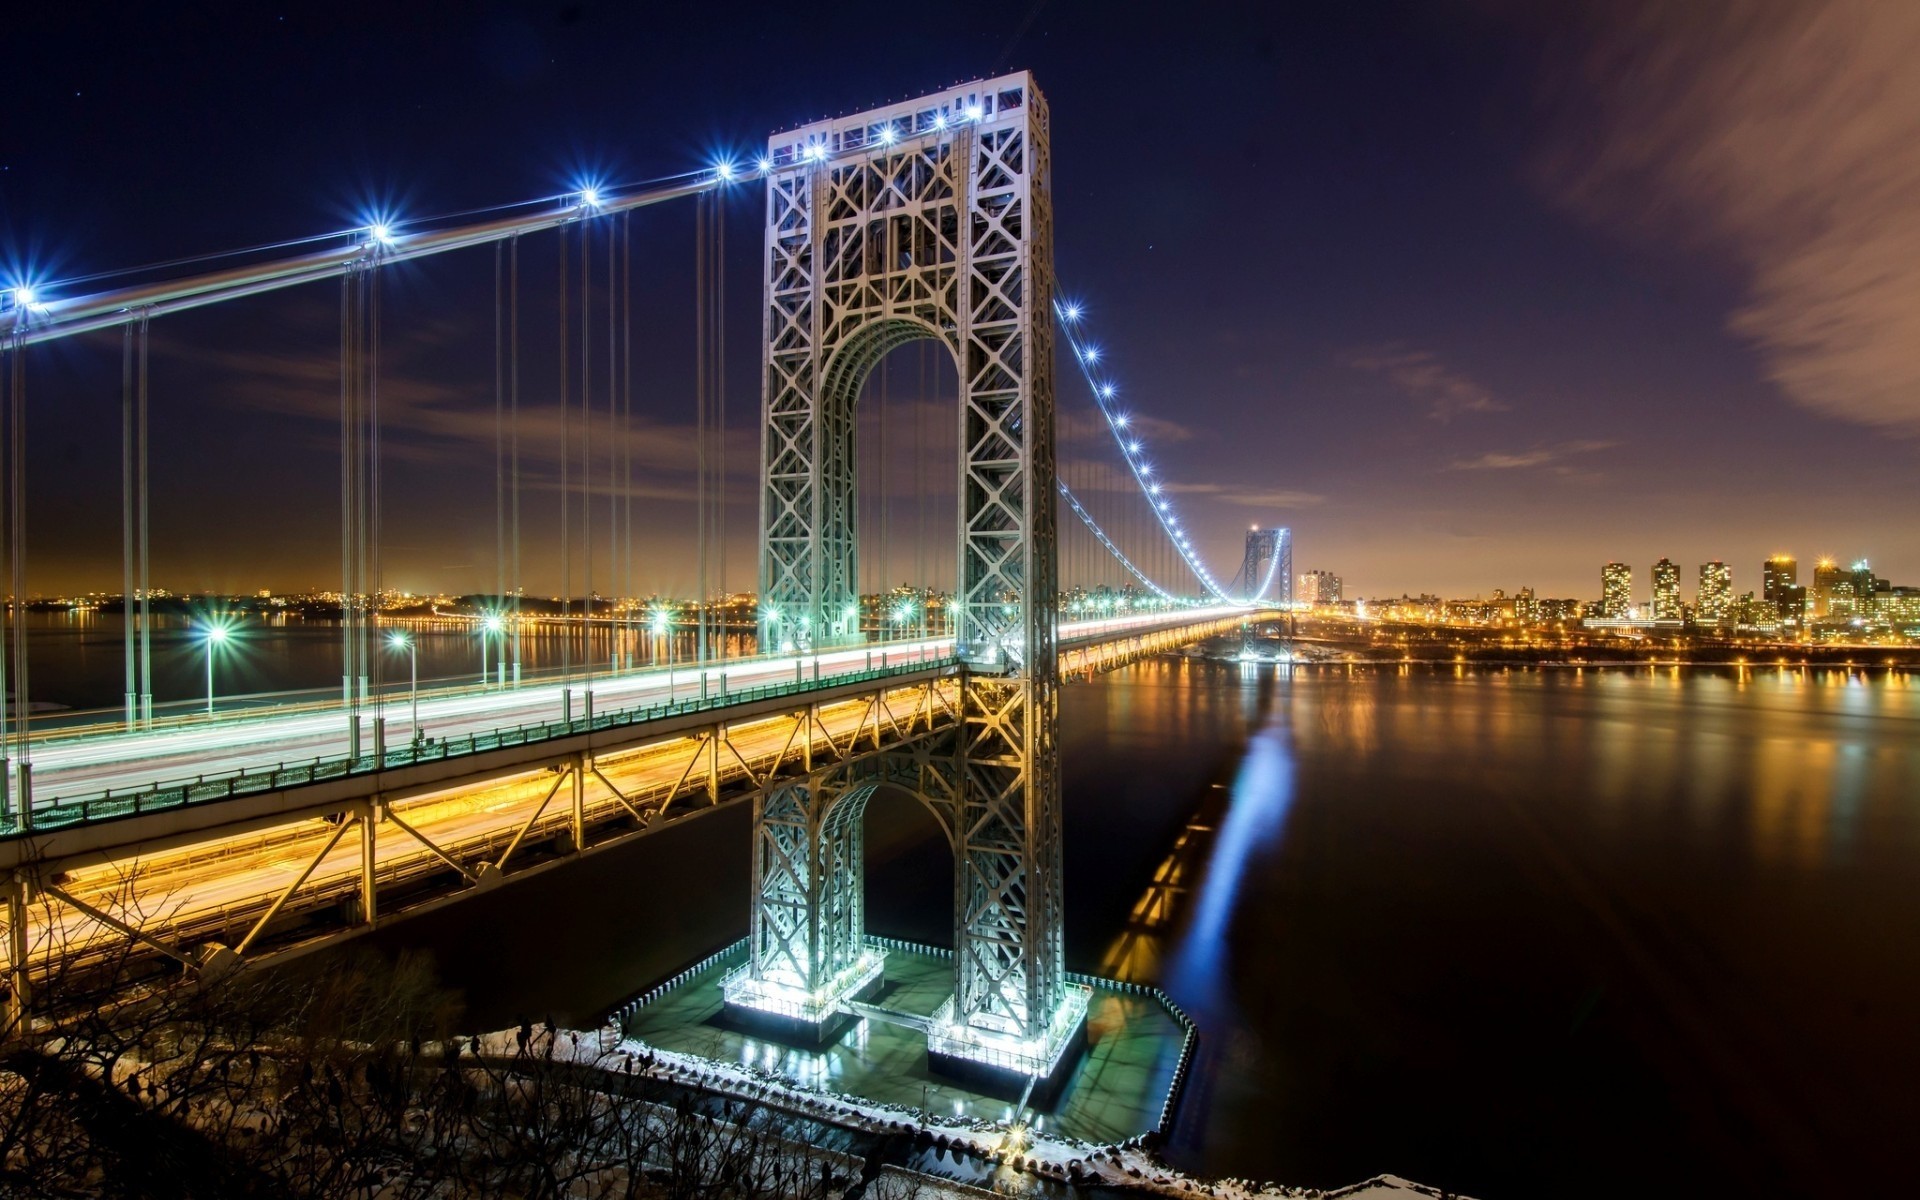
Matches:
[1240,526,1291,655]
[1241,526,1290,604]
[736,73,1082,1085]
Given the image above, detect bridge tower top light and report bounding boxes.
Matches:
[762,70,1037,170]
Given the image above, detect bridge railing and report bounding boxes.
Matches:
[3,656,960,839]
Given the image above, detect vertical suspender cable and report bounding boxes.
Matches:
[9,332,22,786]
[138,315,151,722]
[510,235,523,684]
[494,242,505,624]
[340,270,356,753]
[877,326,887,630]
[1,329,18,815]
[11,328,26,793]
[695,195,709,669]
[603,213,614,670]
[122,326,135,729]
[558,225,571,689]
[715,191,726,661]
[368,263,382,703]
[606,206,617,672]
[581,214,593,691]
[0,334,9,822]
[621,211,633,667]
[916,340,926,638]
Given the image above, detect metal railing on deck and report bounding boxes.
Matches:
[2,656,959,838]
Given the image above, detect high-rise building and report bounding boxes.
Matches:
[1777,584,1807,629]
[1299,570,1342,605]
[1651,558,1681,621]
[1850,560,1883,616]
[1697,561,1732,625]
[1601,562,1632,618]
[1812,558,1843,618]
[1515,586,1538,624]
[1763,555,1797,603]
[1763,554,1802,626]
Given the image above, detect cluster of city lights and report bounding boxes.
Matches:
[1054,299,1248,604]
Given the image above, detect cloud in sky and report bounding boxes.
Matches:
[1541,0,1920,433]
[1349,345,1510,421]
[1163,482,1326,508]
[1447,439,1617,472]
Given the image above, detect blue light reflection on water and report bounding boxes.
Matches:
[1163,680,1296,1015]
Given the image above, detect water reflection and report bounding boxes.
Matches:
[1163,667,1297,1015]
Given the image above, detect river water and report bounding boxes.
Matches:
[242,645,1918,1198]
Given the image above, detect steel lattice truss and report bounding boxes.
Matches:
[750,74,1066,1047]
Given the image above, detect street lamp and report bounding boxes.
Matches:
[202,621,231,715]
[650,605,672,664]
[388,632,419,743]
[479,612,505,686]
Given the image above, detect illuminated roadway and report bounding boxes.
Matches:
[9,608,1262,975]
[38,678,951,967]
[22,608,1241,808]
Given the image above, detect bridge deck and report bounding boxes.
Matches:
[0,609,1267,1004]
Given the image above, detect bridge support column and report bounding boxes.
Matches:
[571,752,587,851]
[358,802,377,925]
[728,778,883,1046]
[4,872,28,1035]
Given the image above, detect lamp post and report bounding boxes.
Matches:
[479,613,505,687]
[650,607,671,666]
[202,621,230,716]
[388,632,418,743]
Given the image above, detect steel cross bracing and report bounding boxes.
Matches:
[749,73,1070,1065]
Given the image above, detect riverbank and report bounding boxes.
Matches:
[511,1019,1463,1200]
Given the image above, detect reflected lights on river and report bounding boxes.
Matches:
[1163,687,1298,1014]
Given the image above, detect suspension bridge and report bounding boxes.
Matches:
[0,73,1290,1088]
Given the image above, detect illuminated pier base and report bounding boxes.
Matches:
[631,940,1185,1138]
[723,950,1090,1099]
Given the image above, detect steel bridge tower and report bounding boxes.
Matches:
[1239,526,1291,656]
[732,73,1083,1084]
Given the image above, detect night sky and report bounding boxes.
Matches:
[7,1,1916,601]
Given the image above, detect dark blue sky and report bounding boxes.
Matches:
[8,1,1915,600]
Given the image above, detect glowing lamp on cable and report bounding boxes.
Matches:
[878,124,897,145]
[1127,440,1142,454]
[965,104,983,121]
[1062,303,1081,322]
[9,284,34,309]
[368,224,397,247]
[579,186,603,208]
[1115,414,1129,428]
[483,613,506,635]
[1099,383,1116,400]
[1082,346,1101,364]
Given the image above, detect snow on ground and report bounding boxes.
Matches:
[507,1022,1470,1200]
